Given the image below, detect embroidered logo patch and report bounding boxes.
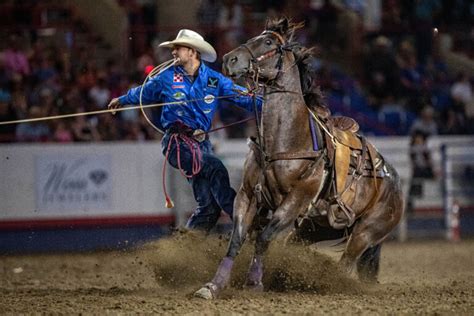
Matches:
[173,92,185,100]
[173,73,184,83]
[204,94,215,104]
[207,77,218,88]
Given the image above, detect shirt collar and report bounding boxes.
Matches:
[175,62,207,76]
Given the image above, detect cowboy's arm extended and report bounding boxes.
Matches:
[108,77,163,112]
[119,78,163,105]
[220,76,263,112]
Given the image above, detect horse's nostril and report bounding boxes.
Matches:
[230,56,238,64]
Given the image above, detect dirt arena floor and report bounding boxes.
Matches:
[0,232,473,315]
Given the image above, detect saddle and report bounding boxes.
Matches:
[247,106,383,230]
[314,105,359,133]
[310,109,382,229]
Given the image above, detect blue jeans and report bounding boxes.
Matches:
[162,132,236,232]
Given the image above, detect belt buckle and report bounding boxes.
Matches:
[193,129,206,142]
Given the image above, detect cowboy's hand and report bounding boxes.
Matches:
[107,98,121,115]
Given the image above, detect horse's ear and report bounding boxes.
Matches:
[280,18,290,34]
[288,21,305,42]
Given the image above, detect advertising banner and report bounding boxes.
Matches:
[35,154,112,213]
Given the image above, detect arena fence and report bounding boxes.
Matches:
[442,143,474,241]
[1,135,473,253]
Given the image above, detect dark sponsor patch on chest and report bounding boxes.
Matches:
[207,77,219,88]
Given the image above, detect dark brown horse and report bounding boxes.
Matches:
[195,18,404,299]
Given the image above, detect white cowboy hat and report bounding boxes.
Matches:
[159,29,217,63]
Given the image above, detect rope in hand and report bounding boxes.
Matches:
[0,57,260,210]
[0,95,239,126]
[158,76,260,208]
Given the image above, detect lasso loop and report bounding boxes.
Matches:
[162,133,203,208]
[139,58,179,134]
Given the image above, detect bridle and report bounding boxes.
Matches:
[234,29,329,212]
[240,30,286,61]
[237,31,288,166]
[236,30,312,171]
[239,30,297,88]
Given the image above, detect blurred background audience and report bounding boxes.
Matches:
[0,0,472,143]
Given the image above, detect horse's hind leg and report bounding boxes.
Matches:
[339,222,386,279]
[357,243,381,282]
[286,218,382,282]
[340,186,403,280]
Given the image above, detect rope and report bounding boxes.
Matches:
[0,95,238,126]
[194,117,254,138]
[139,59,178,134]
[0,58,258,209]
[162,133,203,208]
[306,107,337,144]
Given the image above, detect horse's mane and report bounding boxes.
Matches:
[265,18,326,109]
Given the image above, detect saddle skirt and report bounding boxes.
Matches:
[309,121,385,229]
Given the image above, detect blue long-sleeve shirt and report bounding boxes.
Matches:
[118,62,262,132]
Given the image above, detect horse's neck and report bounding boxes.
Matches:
[262,53,312,154]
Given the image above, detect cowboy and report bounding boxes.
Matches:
[108,29,262,232]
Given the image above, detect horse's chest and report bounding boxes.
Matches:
[265,160,314,193]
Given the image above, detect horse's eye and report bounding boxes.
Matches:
[265,39,272,46]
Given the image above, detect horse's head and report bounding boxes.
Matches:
[223,18,301,82]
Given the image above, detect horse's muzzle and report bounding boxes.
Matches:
[222,49,250,78]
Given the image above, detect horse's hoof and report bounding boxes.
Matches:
[194,283,218,300]
[194,287,214,300]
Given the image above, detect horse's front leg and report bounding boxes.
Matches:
[246,190,307,289]
[194,188,258,299]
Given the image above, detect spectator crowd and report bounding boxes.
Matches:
[0,0,472,143]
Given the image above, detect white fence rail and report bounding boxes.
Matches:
[442,143,474,241]
[1,136,473,240]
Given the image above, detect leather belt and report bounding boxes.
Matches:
[192,129,207,142]
[167,123,208,143]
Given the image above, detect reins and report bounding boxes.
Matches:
[239,30,313,167]
[241,27,340,151]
